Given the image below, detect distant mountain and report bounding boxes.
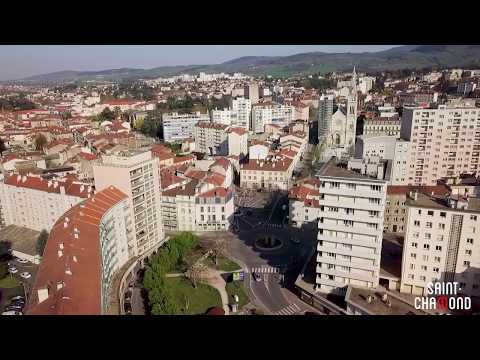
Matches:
[11,45,480,83]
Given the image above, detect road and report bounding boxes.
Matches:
[203,190,319,315]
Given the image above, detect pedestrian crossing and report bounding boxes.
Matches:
[247,266,281,274]
[274,303,301,316]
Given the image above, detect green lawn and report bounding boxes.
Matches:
[205,255,242,272]
[166,277,222,315]
[225,280,249,310]
[0,276,21,289]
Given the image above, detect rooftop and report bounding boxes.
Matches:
[316,157,384,182]
[407,192,480,213]
[27,186,128,315]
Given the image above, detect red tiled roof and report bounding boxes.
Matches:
[173,155,195,164]
[211,157,230,171]
[387,185,450,196]
[198,187,230,198]
[289,185,320,201]
[27,186,128,315]
[78,152,98,161]
[205,173,225,186]
[4,174,93,198]
[185,169,207,181]
[241,155,293,172]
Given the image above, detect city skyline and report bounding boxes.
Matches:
[0,45,400,81]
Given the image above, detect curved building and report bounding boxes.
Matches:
[27,186,133,315]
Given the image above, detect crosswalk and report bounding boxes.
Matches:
[274,303,301,316]
[247,266,281,274]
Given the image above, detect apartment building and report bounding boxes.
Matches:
[162,112,210,143]
[318,95,335,143]
[0,173,92,232]
[231,97,251,130]
[401,104,480,185]
[400,192,480,298]
[227,127,248,158]
[194,121,229,156]
[363,116,401,138]
[355,135,398,160]
[211,109,234,126]
[161,179,234,232]
[27,186,133,315]
[240,154,294,191]
[245,82,259,105]
[93,150,164,257]
[251,102,295,134]
[315,158,387,295]
[384,185,450,234]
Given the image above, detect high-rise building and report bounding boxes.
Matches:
[318,95,335,143]
[162,112,210,143]
[194,121,229,156]
[401,104,480,185]
[315,158,387,295]
[231,97,251,130]
[93,150,165,257]
[245,82,259,105]
[400,191,480,298]
[27,186,132,315]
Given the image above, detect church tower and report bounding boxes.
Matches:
[345,66,358,153]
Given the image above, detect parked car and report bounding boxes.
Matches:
[20,272,31,279]
[10,296,25,302]
[1,311,23,315]
[16,258,28,264]
[5,305,23,312]
[8,267,18,274]
[10,299,25,307]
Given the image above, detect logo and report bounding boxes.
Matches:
[414,282,471,312]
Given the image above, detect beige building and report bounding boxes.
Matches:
[194,121,229,156]
[384,185,450,234]
[93,150,164,257]
[363,116,401,138]
[401,104,480,185]
[240,154,294,191]
[0,173,92,232]
[227,127,248,158]
[400,192,480,297]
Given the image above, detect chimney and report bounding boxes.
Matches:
[60,186,65,195]
[37,288,49,304]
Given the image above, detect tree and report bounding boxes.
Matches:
[0,240,12,262]
[34,134,48,151]
[97,107,115,122]
[185,262,207,288]
[36,230,49,256]
[0,137,7,156]
[211,238,227,266]
[0,262,7,280]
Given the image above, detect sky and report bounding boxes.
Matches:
[0,45,400,81]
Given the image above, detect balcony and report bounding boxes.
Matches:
[320,187,383,199]
[320,199,384,212]
[317,233,378,249]
[316,253,377,272]
[316,265,375,283]
[317,243,377,260]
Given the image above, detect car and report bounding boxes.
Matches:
[11,299,25,307]
[16,258,28,264]
[2,311,23,315]
[10,295,25,302]
[20,272,31,279]
[252,272,262,282]
[8,267,18,274]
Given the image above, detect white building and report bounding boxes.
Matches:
[194,122,229,156]
[400,192,480,298]
[251,102,295,134]
[211,109,234,126]
[93,150,165,257]
[358,76,375,95]
[401,104,480,185]
[315,158,387,295]
[162,112,210,143]
[0,174,93,232]
[227,127,248,158]
[231,97,251,130]
[355,135,398,160]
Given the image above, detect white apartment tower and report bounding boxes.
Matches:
[400,192,480,298]
[162,112,210,143]
[231,97,251,130]
[93,150,165,257]
[401,104,480,185]
[315,158,387,295]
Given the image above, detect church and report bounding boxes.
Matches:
[320,67,358,157]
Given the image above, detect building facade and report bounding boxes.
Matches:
[93,150,164,257]
[400,192,480,298]
[401,105,480,185]
[315,158,387,295]
[162,112,210,143]
[194,121,229,156]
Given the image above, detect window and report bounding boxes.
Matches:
[414,221,420,226]
[464,261,470,267]
[424,233,431,240]
[410,264,415,270]
[420,276,426,281]
[433,267,439,273]
[428,210,434,216]
[221,207,225,212]
[426,222,433,228]
[435,246,442,251]
[418,210,422,215]
[423,244,430,250]
[471,215,477,221]
[421,265,427,271]
[438,223,445,230]
[411,253,417,259]
[467,238,474,244]
[411,242,418,248]
[434,256,441,263]
[465,250,472,256]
